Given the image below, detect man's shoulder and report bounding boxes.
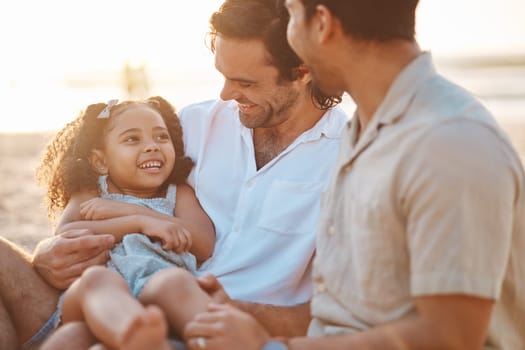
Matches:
[318,106,350,138]
[179,99,235,120]
[179,99,240,143]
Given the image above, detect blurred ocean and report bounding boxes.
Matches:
[1,56,524,133]
[343,56,525,124]
[437,56,525,123]
[0,65,224,133]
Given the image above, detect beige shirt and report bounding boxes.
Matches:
[309,53,525,349]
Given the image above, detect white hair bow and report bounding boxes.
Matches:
[97,99,119,119]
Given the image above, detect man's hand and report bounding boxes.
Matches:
[197,274,232,304]
[185,303,270,350]
[197,273,309,337]
[32,229,115,289]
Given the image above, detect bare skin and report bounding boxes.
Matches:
[40,322,98,350]
[0,226,113,349]
[141,270,310,341]
[32,230,115,290]
[41,321,173,350]
[196,274,310,337]
[213,36,325,170]
[45,266,170,350]
[0,238,63,349]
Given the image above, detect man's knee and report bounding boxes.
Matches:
[0,298,19,350]
[0,237,31,266]
[0,238,61,346]
[0,236,39,302]
[140,268,197,304]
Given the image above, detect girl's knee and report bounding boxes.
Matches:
[140,268,196,304]
[78,266,124,290]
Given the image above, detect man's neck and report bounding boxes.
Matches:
[346,40,421,133]
[253,103,326,169]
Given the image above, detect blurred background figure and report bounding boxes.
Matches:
[122,61,150,99]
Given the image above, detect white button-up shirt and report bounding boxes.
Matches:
[180,99,348,305]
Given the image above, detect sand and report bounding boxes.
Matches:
[1,121,525,254]
[0,132,54,253]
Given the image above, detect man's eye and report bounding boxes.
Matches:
[124,136,139,142]
[239,82,253,88]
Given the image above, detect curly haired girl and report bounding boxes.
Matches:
[37,96,215,350]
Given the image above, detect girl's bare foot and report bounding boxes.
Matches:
[117,305,168,350]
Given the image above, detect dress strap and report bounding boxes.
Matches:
[98,175,110,196]
[165,184,177,203]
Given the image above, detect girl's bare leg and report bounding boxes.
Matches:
[140,268,211,340]
[60,266,168,350]
[41,322,97,350]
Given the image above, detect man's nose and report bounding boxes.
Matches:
[220,80,241,101]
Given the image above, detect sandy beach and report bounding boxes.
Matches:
[1,121,525,254]
[0,132,54,253]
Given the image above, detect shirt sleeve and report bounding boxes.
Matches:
[400,119,521,299]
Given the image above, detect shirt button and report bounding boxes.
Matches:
[328,226,335,235]
[316,282,326,293]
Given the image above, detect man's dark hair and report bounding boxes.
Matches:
[299,0,419,41]
[209,0,341,110]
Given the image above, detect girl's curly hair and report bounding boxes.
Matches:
[36,96,194,220]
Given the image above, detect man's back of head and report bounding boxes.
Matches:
[298,0,419,42]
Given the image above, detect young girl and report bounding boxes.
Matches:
[36,96,215,350]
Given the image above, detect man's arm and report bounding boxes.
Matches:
[197,274,310,337]
[233,300,310,337]
[185,294,493,350]
[289,295,493,350]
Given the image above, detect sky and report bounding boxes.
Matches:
[1,0,524,76]
[417,0,525,56]
[0,0,223,79]
[0,0,524,132]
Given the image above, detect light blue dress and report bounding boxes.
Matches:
[21,177,198,350]
[100,175,197,297]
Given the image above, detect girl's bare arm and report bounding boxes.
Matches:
[56,191,149,243]
[173,184,215,263]
[56,187,215,260]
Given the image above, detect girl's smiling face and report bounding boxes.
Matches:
[91,104,176,198]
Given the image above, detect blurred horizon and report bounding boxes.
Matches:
[1,0,524,132]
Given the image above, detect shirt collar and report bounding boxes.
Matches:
[371,51,437,127]
[304,105,348,141]
[344,52,438,160]
[230,100,347,142]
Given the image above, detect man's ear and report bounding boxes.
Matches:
[292,64,312,83]
[89,149,108,175]
[314,4,338,44]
